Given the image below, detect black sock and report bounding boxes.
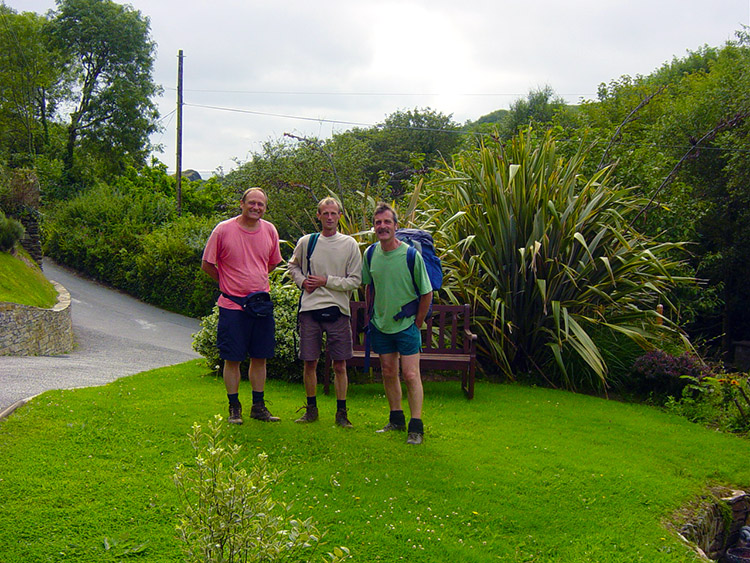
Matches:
[408,418,424,434]
[337,399,347,411]
[389,410,406,427]
[307,396,317,407]
[252,391,264,405]
[227,393,240,406]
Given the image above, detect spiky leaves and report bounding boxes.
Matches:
[428,130,687,391]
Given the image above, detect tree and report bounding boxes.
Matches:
[504,86,569,137]
[48,0,161,185]
[549,33,750,354]
[0,6,61,166]
[350,107,461,196]
[223,132,380,243]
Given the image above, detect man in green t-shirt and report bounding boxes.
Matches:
[362,202,432,445]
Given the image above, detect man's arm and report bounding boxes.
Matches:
[365,284,374,318]
[267,225,283,273]
[414,291,433,328]
[201,260,219,283]
[287,239,307,287]
[324,243,363,292]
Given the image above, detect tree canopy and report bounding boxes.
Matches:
[49,0,161,184]
[0,0,161,196]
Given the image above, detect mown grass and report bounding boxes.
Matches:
[1,360,749,562]
[0,250,57,308]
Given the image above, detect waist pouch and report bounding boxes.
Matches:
[223,291,274,318]
[310,305,342,323]
[393,298,433,321]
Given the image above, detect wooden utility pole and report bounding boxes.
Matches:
[176,50,184,216]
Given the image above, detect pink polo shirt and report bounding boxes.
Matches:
[202,216,282,311]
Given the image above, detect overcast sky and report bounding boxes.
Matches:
[18,0,750,177]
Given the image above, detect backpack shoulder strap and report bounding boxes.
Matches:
[364,243,378,317]
[305,232,320,275]
[405,245,420,297]
[365,242,376,266]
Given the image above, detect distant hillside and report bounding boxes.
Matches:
[472,108,510,125]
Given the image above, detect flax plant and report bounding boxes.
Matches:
[425,129,688,390]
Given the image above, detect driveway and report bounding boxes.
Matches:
[0,260,202,417]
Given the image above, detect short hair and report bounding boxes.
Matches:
[373,201,398,224]
[317,196,342,213]
[241,187,267,203]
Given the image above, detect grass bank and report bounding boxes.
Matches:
[0,250,57,307]
[1,360,748,562]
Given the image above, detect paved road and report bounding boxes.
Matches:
[0,260,202,417]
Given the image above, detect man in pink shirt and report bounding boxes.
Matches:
[202,187,283,424]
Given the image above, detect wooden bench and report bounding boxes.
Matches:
[324,301,478,399]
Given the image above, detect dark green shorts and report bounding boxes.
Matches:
[370,323,421,356]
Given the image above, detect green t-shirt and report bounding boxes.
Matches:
[362,242,432,334]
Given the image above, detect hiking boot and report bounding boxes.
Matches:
[407,432,424,445]
[335,409,353,428]
[228,402,243,425]
[250,403,280,422]
[375,422,406,433]
[295,405,319,423]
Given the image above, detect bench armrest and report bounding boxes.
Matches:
[464,327,478,351]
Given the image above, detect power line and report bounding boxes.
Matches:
[184,102,376,128]
[168,87,597,98]
[182,101,750,154]
[157,108,176,124]
[184,102,475,135]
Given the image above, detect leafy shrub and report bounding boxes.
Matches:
[173,415,350,563]
[0,210,24,252]
[629,349,711,401]
[134,215,218,317]
[666,372,750,434]
[192,304,221,370]
[117,164,233,217]
[192,274,304,381]
[0,168,40,216]
[44,182,175,289]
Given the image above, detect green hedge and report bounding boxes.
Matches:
[0,210,24,252]
[43,167,234,317]
[133,215,218,317]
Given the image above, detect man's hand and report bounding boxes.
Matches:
[302,275,327,293]
[415,291,433,327]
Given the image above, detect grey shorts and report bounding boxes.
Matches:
[298,311,353,361]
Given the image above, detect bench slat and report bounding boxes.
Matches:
[324,301,477,399]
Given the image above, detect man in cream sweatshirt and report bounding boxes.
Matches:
[287,197,362,427]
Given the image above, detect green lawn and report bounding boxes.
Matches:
[0,250,57,307]
[1,360,748,562]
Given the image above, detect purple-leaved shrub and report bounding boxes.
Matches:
[630,350,711,400]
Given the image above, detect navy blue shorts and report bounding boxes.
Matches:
[217,307,275,361]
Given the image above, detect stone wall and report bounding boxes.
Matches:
[0,280,73,355]
[678,489,750,560]
[18,211,43,265]
[4,169,42,265]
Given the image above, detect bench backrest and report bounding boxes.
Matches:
[348,301,473,354]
